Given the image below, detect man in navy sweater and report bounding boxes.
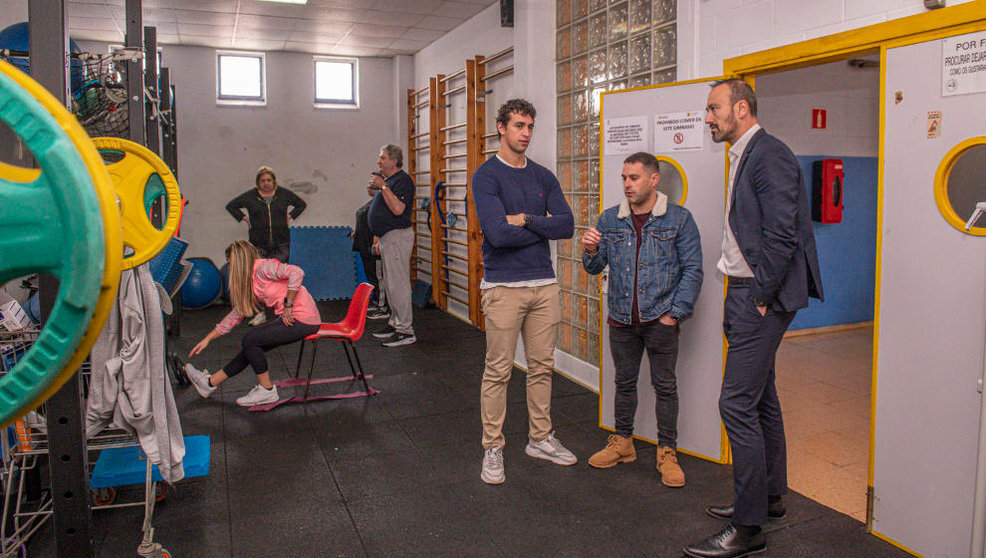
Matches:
[472,99,577,485]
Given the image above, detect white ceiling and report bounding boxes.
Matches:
[67,0,495,57]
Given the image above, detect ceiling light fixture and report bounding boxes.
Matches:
[257,0,307,4]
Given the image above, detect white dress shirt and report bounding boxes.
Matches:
[716,123,761,277]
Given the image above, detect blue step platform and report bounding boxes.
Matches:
[90,435,210,488]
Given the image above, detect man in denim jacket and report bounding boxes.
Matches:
[581,152,703,487]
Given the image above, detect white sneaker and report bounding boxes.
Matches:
[185,363,217,399]
[235,384,279,407]
[525,431,577,466]
[249,313,266,326]
[481,445,505,485]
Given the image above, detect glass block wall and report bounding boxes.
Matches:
[555,0,677,365]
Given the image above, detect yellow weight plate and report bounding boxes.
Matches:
[0,60,122,426]
[0,161,40,183]
[91,137,182,270]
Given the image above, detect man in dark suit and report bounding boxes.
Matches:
[684,79,823,558]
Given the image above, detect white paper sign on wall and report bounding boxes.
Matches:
[603,116,649,155]
[942,30,986,97]
[654,111,705,152]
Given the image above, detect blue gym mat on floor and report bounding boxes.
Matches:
[90,435,211,488]
[289,226,356,301]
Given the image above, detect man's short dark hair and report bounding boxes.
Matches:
[495,98,537,133]
[623,152,661,175]
[712,78,757,117]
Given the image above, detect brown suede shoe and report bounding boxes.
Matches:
[588,435,637,468]
[657,446,685,487]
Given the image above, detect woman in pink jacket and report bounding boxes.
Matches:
[185,241,322,407]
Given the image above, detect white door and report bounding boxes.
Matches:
[599,79,727,460]
[875,33,986,556]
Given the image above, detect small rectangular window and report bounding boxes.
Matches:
[314,57,358,108]
[217,51,266,105]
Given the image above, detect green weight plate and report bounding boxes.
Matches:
[0,59,121,427]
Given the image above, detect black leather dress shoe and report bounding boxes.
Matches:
[706,500,786,521]
[683,524,766,558]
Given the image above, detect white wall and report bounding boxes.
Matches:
[150,46,398,262]
[677,0,978,80]
[0,2,27,32]
[413,2,510,93]
[757,58,880,157]
[392,54,414,156]
[412,1,556,166]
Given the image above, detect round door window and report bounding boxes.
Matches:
[655,155,688,206]
[934,137,986,236]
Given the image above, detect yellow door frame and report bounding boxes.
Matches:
[717,1,986,553]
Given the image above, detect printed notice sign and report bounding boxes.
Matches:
[604,116,648,155]
[942,31,986,96]
[654,111,704,152]
[927,111,942,139]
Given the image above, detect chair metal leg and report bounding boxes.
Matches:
[347,341,372,394]
[304,339,319,399]
[294,341,306,379]
[341,341,358,379]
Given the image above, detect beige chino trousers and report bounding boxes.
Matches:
[480,283,560,449]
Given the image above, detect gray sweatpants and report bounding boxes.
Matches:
[378,226,414,335]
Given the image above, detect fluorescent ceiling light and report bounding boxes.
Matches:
[257,0,307,4]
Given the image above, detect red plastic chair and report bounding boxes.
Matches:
[250,283,379,411]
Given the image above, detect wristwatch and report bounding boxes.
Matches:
[524,214,533,227]
[283,297,293,308]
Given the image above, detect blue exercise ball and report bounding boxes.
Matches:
[0,22,85,92]
[181,258,222,309]
[26,292,40,324]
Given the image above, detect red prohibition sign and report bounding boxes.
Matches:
[673,132,684,144]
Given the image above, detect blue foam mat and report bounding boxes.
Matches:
[90,435,210,488]
[289,226,356,301]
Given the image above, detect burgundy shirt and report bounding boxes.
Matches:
[608,212,657,327]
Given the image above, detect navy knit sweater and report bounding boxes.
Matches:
[472,156,574,283]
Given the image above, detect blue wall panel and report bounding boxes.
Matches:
[789,156,878,330]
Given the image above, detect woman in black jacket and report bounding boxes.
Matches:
[226,165,306,263]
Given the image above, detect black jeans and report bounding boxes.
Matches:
[609,321,679,448]
[224,320,319,377]
[719,283,796,527]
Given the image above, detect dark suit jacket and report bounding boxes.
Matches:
[729,128,823,312]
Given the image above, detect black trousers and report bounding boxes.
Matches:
[223,319,319,377]
[719,283,796,527]
[358,248,382,305]
[609,322,679,447]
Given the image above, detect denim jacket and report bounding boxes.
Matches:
[582,192,704,324]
